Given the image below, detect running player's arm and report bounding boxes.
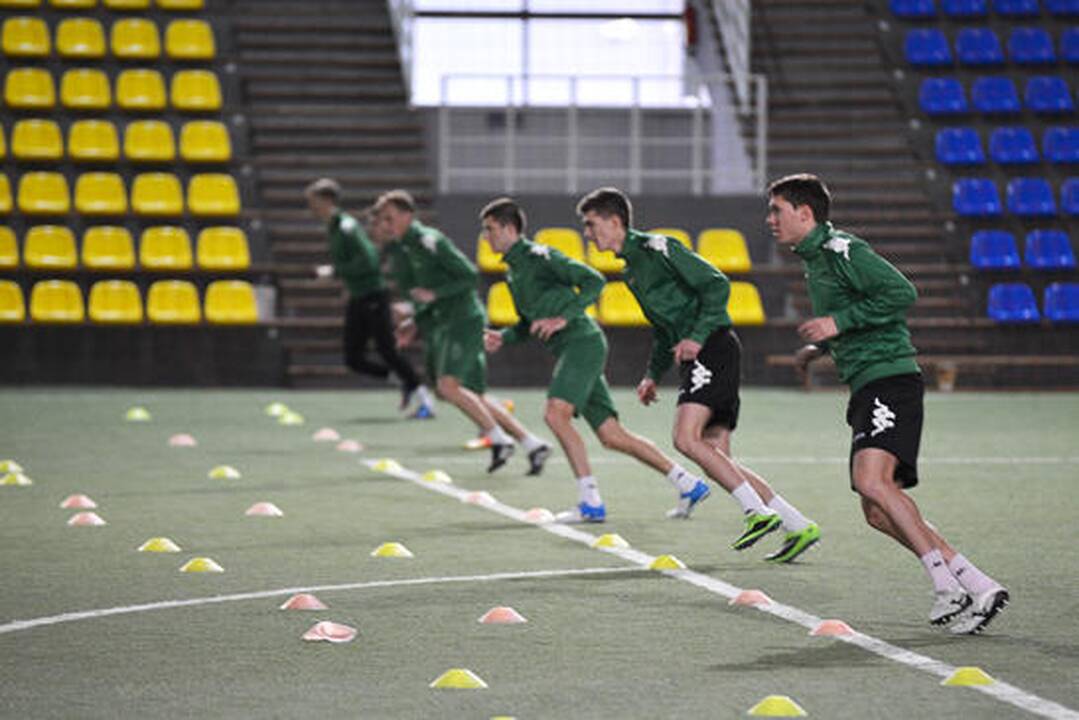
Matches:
[499,314,531,345]
[425,235,479,300]
[666,242,731,344]
[645,325,675,382]
[546,252,605,318]
[330,222,374,277]
[830,244,917,333]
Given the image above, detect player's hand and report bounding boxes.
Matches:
[672,339,702,363]
[483,329,503,354]
[395,319,418,349]
[798,316,839,343]
[530,317,567,341]
[794,344,824,380]
[314,264,333,279]
[636,377,659,406]
[410,287,436,304]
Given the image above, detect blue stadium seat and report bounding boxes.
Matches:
[1063,177,1079,215]
[1063,27,1079,63]
[1025,76,1076,113]
[972,76,1021,113]
[1025,229,1076,269]
[1007,177,1057,216]
[1043,127,1078,163]
[920,78,968,114]
[1044,283,1079,323]
[1045,0,1079,14]
[953,178,1003,215]
[1008,27,1056,64]
[970,230,1021,269]
[989,127,1039,164]
[905,29,953,66]
[993,0,1041,15]
[891,0,938,17]
[936,127,985,164]
[987,283,1040,322]
[956,28,1005,66]
[941,0,989,15]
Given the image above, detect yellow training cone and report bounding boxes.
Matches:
[264,402,289,417]
[1,472,33,486]
[372,458,402,474]
[138,537,181,553]
[370,542,414,558]
[0,460,24,473]
[650,554,686,570]
[942,666,995,686]
[429,668,488,689]
[746,695,808,717]
[125,406,151,422]
[208,465,241,480]
[592,533,629,549]
[279,411,305,426]
[422,470,452,484]
[180,557,224,573]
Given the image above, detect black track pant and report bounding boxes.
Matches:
[343,291,421,391]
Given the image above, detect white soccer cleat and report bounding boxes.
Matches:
[929,589,971,626]
[949,587,1009,635]
[666,480,711,520]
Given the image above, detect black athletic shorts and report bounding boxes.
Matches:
[677,326,741,431]
[846,372,924,490]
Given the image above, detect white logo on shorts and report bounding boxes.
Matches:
[870,397,896,437]
[689,360,713,394]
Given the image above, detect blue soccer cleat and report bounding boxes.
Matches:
[667,480,712,519]
[555,501,606,524]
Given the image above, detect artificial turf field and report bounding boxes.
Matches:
[1,387,1077,719]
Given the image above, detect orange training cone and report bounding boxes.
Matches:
[729,589,773,607]
[810,619,854,637]
[478,606,528,624]
[280,593,328,611]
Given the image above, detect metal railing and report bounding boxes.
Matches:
[710,0,752,110]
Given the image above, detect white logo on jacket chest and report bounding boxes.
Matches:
[689,360,713,393]
[529,244,551,258]
[823,237,851,261]
[340,216,357,232]
[420,233,438,252]
[870,397,896,437]
[645,235,670,256]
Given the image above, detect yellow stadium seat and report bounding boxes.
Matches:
[88,280,142,324]
[124,120,175,162]
[157,0,203,8]
[0,280,25,322]
[75,173,127,216]
[56,18,106,59]
[204,280,257,324]
[728,281,766,326]
[111,18,160,60]
[116,69,166,110]
[188,174,239,217]
[598,281,648,327]
[82,226,134,270]
[535,227,584,261]
[648,227,692,249]
[476,236,506,273]
[196,226,249,270]
[3,17,50,57]
[131,173,183,217]
[0,0,42,7]
[147,279,199,323]
[165,19,214,60]
[31,280,84,323]
[0,227,18,267]
[586,241,625,273]
[24,225,77,269]
[12,119,63,161]
[50,0,97,7]
[105,0,149,8]
[0,125,6,158]
[68,120,119,162]
[18,172,70,215]
[485,281,519,326]
[180,121,230,163]
[0,174,10,213]
[5,67,55,109]
[61,68,110,110]
[140,226,191,269]
[697,228,752,273]
[170,69,221,111]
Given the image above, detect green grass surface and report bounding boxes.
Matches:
[1,387,1077,719]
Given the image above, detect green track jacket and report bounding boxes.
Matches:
[387,220,483,326]
[327,210,384,298]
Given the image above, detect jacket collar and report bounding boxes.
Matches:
[793,222,833,259]
[617,228,648,258]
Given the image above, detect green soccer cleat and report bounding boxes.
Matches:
[764,523,821,563]
[731,510,782,550]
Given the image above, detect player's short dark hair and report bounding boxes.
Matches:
[767,174,831,223]
[576,187,633,229]
[479,197,527,233]
[375,189,416,214]
[305,178,341,203]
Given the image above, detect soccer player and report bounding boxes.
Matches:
[767,173,1008,632]
[576,187,819,560]
[480,197,710,523]
[374,190,551,475]
[304,178,433,416]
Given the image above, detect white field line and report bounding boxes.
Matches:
[418,455,1079,466]
[366,459,1079,720]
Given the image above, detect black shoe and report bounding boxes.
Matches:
[526,445,551,476]
[488,443,515,473]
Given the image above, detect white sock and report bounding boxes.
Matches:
[577,475,602,506]
[767,494,811,532]
[731,482,766,514]
[485,425,513,446]
[520,434,547,453]
[920,549,962,593]
[416,385,434,408]
[947,553,1000,596]
[666,464,699,494]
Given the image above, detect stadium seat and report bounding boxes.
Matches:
[180,121,231,162]
[124,120,176,162]
[969,229,1021,269]
[987,282,1040,322]
[116,69,166,111]
[1008,27,1056,64]
[204,280,257,324]
[953,177,1002,216]
[17,172,70,215]
[0,280,25,323]
[728,281,766,326]
[61,68,110,110]
[111,18,160,60]
[993,0,1040,15]
[68,120,120,162]
[50,0,97,7]
[23,225,76,269]
[146,279,199,323]
[140,226,191,269]
[1063,177,1079,215]
[171,69,221,111]
[955,28,1004,66]
[88,280,142,324]
[12,119,63,161]
[648,227,692,248]
[919,78,968,115]
[0,126,5,159]
[0,174,10,214]
[75,173,127,216]
[1025,229,1076,269]
[165,19,214,60]
[475,237,507,273]
[0,227,17,268]
[82,226,135,270]
[971,76,1021,114]
[1025,76,1075,113]
[158,0,204,8]
[697,228,751,272]
[598,281,647,326]
[56,18,106,59]
[1046,0,1079,15]
[534,227,584,260]
[941,0,988,15]
[586,241,624,273]
[2,17,50,57]
[1043,283,1079,322]
[197,226,249,270]
[188,174,240,217]
[131,173,183,216]
[904,28,952,66]
[5,67,56,109]
[105,0,149,8]
[989,127,1039,164]
[485,281,519,326]
[891,0,937,18]
[30,279,84,323]
[1062,27,1079,63]
[1007,177,1056,217]
[935,127,985,165]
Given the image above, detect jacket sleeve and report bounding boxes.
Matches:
[667,242,731,344]
[830,243,918,333]
[500,317,531,345]
[428,235,479,300]
[546,251,605,318]
[331,226,376,278]
[647,324,675,381]
[386,243,414,295]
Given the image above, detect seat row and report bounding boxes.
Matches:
[0,277,256,324]
[0,119,230,163]
[3,17,215,60]
[935,125,1078,164]
[892,0,1079,17]
[0,0,203,9]
[970,228,1075,268]
[906,26,1079,66]
[919,75,1075,114]
[987,281,1079,322]
[4,67,221,111]
[0,171,240,217]
[0,224,249,270]
[953,176,1078,216]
